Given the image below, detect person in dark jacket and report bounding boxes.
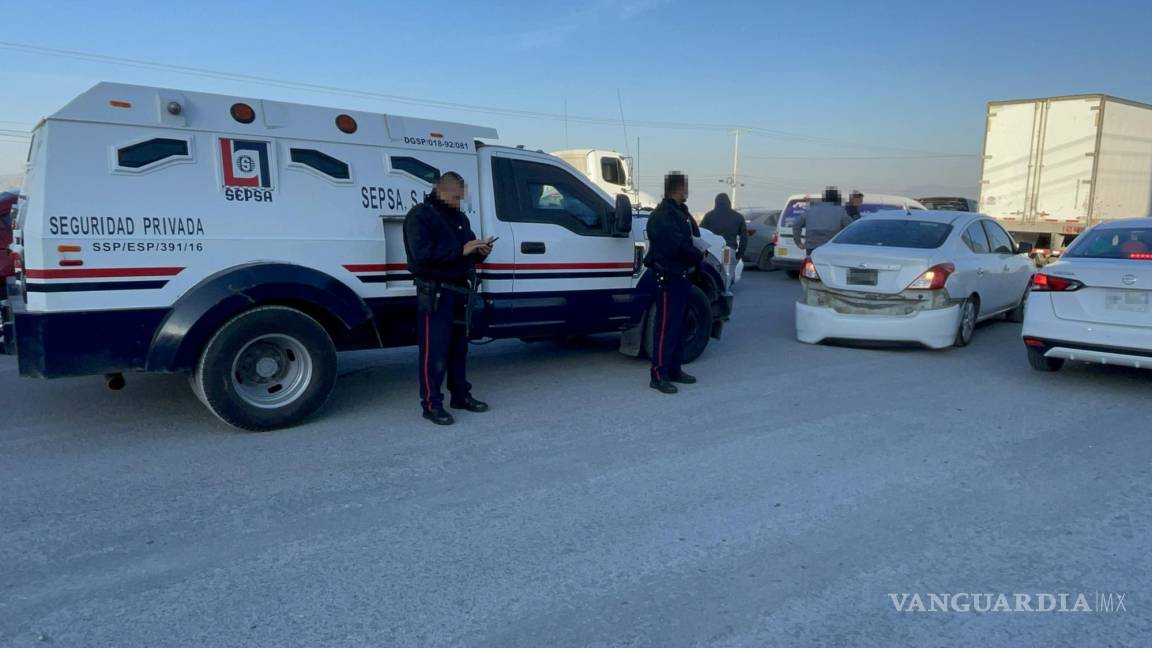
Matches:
[701,192,748,286]
[643,172,704,394]
[846,190,864,220]
[403,172,494,425]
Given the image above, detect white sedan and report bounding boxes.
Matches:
[795,210,1035,349]
[1022,218,1152,371]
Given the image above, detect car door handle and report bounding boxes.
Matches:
[521,242,546,254]
[977,268,985,275]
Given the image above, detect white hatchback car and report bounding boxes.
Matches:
[1022,218,1152,371]
[796,210,1035,348]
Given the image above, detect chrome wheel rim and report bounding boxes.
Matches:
[231,334,313,409]
[961,301,976,342]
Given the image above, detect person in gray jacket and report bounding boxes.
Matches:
[792,187,854,256]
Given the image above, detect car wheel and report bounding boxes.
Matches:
[786,270,800,279]
[193,305,337,431]
[757,247,774,270]
[953,297,978,347]
[1027,345,1064,372]
[1005,286,1030,323]
[642,284,713,364]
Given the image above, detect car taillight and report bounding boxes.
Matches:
[1130,252,1152,260]
[771,232,779,245]
[1032,273,1084,291]
[801,257,820,281]
[906,263,954,290]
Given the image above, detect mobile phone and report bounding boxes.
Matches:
[487,236,500,243]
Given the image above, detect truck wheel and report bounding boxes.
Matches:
[642,285,713,364]
[1027,346,1064,372]
[193,306,337,431]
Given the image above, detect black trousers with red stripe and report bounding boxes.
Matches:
[417,288,471,412]
[650,273,690,382]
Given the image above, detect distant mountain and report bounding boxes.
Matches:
[0,173,24,192]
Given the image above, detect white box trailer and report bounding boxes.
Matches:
[978,94,1152,254]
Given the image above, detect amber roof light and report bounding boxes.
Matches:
[230,102,256,124]
[336,114,358,134]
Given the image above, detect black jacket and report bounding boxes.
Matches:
[403,193,478,282]
[701,193,748,258]
[644,198,704,274]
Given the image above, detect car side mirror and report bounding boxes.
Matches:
[1016,241,1034,255]
[613,194,633,236]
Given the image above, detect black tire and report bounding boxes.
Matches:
[1005,286,1030,323]
[786,270,800,279]
[193,306,337,431]
[756,247,774,270]
[643,284,713,364]
[1027,345,1064,372]
[953,296,979,347]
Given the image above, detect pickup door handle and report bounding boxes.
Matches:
[521,242,546,254]
[976,268,986,276]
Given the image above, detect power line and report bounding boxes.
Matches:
[0,40,973,156]
[746,154,978,160]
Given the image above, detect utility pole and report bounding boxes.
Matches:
[719,128,746,208]
[730,128,742,208]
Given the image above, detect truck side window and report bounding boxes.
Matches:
[498,159,610,235]
[963,222,991,253]
[391,156,440,184]
[289,148,351,180]
[116,138,190,169]
[601,157,626,186]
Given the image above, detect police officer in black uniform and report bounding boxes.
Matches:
[403,172,494,425]
[644,172,704,394]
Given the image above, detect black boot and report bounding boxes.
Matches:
[450,396,489,412]
[649,378,679,394]
[670,372,697,384]
[422,407,455,425]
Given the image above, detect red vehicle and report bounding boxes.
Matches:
[0,191,16,281]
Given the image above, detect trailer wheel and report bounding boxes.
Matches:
[642,284,713,364]
[193,306,337,431]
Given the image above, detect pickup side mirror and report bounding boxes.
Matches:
[613,194,633,236]
[1016,241,1034,255]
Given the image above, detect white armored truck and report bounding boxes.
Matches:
[1,83,733,430]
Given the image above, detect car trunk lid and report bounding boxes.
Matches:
[812,246,935,294]
[1046,259,1152,326]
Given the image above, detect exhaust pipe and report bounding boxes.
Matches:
[104,373,126,391]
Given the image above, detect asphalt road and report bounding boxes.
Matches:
[2,270,1150,647]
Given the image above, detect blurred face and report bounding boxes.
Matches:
[670,183,688,204]
[850,194,864,206]
[437,179,466,209]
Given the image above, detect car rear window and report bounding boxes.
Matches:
[859,203,910,214]
[1064,227,1152,259]
[834,219,953,249]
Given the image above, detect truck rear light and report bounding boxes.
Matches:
[1023,337,1046,347]
[59,259,83,267]
[1032,273,1083,292]
[230,102,256,124]
[57,244,81,253]
[906,263,954,290]
[800,257,820,281]
[109,100,132,108]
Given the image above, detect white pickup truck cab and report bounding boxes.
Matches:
[2,83,734,430]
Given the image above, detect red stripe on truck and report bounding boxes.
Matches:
[24,267,184,279]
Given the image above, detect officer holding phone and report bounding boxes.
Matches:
[403,172,495,425]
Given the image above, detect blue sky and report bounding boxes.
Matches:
[3,0,1151,211]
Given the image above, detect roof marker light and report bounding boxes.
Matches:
[230,102,256,124]
[110,100,132,108]
[335,114,358,134]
